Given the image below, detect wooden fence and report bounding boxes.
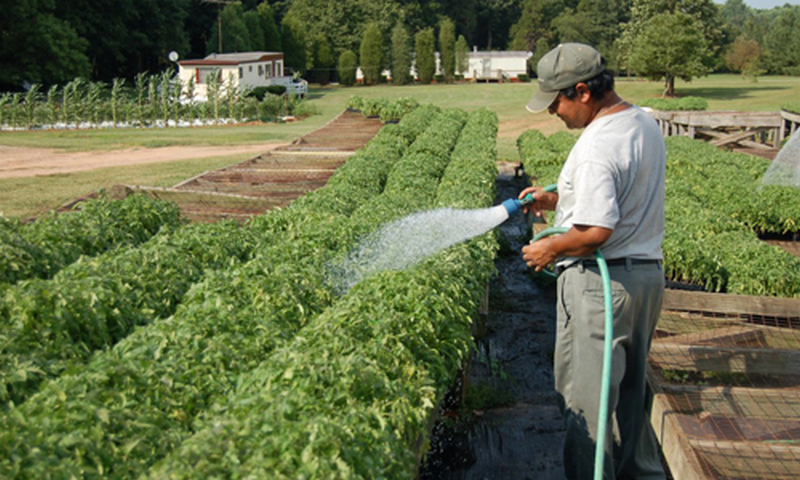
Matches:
[648,110,783,150]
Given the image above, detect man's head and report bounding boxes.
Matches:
[526,43,612,114]
[527,43,617,129]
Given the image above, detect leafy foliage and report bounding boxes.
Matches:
[415,28,437,84]
[360,23,385,85]
[518,129,800,297]
[391,23,413,85]
[638,97,708,111]
[0,103,499,479]
[337,50,358,86]
[0,194,181,285]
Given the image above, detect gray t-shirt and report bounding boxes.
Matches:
[554,105,665,263]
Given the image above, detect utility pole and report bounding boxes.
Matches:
[202,0,236,53]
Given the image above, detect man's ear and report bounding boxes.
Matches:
[575,83,592,104]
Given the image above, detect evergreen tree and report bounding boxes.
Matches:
[439,17,457,83]
[244,10,266,51]
[360,22,384,85]
[313,36,334,85]
[281,16,308,74]
[256,1,282,51]
[207,3,251,53]
[391,23,413,85]
[338,50,358,86]
[455,35,470,77]
[415,28,436,84]
[508,0,562,52]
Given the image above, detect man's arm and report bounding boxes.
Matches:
[522,224,612,272]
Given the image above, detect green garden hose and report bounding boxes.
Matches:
[532,222,613,480]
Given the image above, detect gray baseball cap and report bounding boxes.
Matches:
[526,43,606,113]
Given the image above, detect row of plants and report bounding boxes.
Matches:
[0,102,474,477]
[0,220,259,407]
[143,107,500,479]
[517,129,800,297]
[638,96,708,111]
[0,73,316,130]
[0,194,181,285]
[345,96,422,123]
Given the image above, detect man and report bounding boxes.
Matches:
[520,43,667,480]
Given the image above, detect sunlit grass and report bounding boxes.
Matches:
[0,154,249,219]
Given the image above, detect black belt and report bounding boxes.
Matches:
[556,258,661,275]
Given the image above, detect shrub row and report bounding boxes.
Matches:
[0,221,258,406]
[0,103,460,478]
[0,194,181,285]
[638,96,708,111]
[517,129,800,297]
[143,108,499,479]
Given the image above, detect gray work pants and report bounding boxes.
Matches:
[555,259,666,480]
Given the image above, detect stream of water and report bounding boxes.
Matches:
[332,204,511,293]
[762,130,800,188]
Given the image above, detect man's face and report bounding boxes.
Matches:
[548,84,591,129]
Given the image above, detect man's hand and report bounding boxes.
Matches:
[519,186,558,218]
[522,225,613,272]
[522,236,558,272]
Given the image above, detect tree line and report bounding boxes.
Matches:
[1,0,799,95]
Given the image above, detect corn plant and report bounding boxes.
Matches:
[8,93,22,129]
[22,84,41,128]
[0,93,11,127]
[134,72,148,126]
[171,76,182,125]
[183,75,196,124]
[206,69,221,125]
[45,85,60,126]
[110,78,125,127]
[87,81,104,127]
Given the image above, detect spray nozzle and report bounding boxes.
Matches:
[501,194,535,217]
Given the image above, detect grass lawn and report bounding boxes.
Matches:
[1,74,798,218]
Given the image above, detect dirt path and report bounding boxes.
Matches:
[0,143,287,179]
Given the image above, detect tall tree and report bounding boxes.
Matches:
[455,34,471,76]
[509,0,566,52]
[283,0,400,62]
[281,16,308,74]
[719,0,752,41]
[360,23,384,85]
[761,6,800,75]
[338,50,358,86]
[244,10,266,51]
[475,0,522,49]
[415,28,437,83]
[618,0,721,92]
[0,0,90,89]
[391,23,413,85]
[256,2,282,51]
[628,12,710,96]
[439,17,457,82]
[312,36,334,85]
[207,3,251,53]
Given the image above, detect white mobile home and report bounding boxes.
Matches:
[465,50,531,81]
[356,49,531,83]
[177,52,307,98]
